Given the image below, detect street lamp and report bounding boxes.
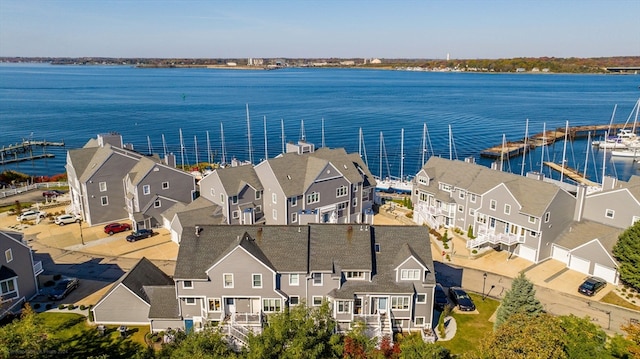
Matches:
[482,273,487,300]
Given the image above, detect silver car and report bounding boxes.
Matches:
[54,214,81,225]
[16,210,47,222]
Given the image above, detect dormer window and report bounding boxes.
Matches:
[440,183,451,193]
[418,176,427,185]
[345,271,365,280]
[400,269,420,280]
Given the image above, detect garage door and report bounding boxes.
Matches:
[551,246,570,264]
[568,255,590,275]
[593,263,618,284]
[517,245,537,262]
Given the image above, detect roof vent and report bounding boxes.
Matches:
[195,226,201,237]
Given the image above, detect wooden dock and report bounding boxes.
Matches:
[543,161,599,187]
[480,123,638,159]
[1,140,65,155]
[0,153,55,165]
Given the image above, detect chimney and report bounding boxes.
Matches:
[165,153,177,168]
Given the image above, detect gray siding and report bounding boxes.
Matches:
[540,190,578,260]
[583,190,640,229]
[86,155,138,225]
[0,236,38,302]
[93,284,150,325]
[137,166,195,210]
[254,163,287,225]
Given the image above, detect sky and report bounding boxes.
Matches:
[1,0,639,59]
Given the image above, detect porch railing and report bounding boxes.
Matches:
[33,261,43,276]
[232,312,261,325]
[466,228,524,248]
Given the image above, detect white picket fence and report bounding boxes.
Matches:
[0,182,68,199]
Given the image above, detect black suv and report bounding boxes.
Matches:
[49,278,79,300]
[126,229,155,242]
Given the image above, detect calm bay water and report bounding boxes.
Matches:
[1,63,639,182]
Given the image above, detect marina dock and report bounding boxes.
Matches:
[480,123,637,159]
[0,139,64,165]
[543,161,599,187]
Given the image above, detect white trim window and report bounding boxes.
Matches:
[400,269,420,280]
[154,200,161,208]
[544,212,550,223]
[208,298,222,312]
[391,296,410,310]
[336,300,351,313]
[290,196,297,207]
[162,181,169,189]
[232,210,240,219]
[100,196,108,206]
[223,273,234,288]
[307,192,320,204]
[231,196,238,205]
[255,191,262,200]
[440,183,452,192]
[0,278,17,299]
[252,274,262,288]
[352,198,357,207]
[605,209,615,219]
[289,274,299,286]
[459,191,465,199]
[263,298,282,312]
[142,185,150,195]
[345,271,365,280]
[528,216,536,224]
[4,249,12,263]
[418,176,428,185]
[470,194,477,203]
[416,294,426,303]
[490,200,497,211]
[336,186,348,198]
[272,193,277,204]
[415,317,425,326]
[312,272,323,286]
[289,296,300,306]
[312,296,323,306]
[182,280,193,289]
[273,209,277,220]
[99,181,107,192]
[185,298,196,305]
[292,212,298,223]
[504,204,511,215]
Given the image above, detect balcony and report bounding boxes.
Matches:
[466,227,524,248]
[33,261,43,276]
[232,312,262,325]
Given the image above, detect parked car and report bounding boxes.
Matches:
[104,222,131,235]
[42,190,64,198]
[434,283,451,311]
[578,277,607,296]
[126,229,155,242]
[16,210,47,222]
[448,287,476,311]
[54,214,81,225]
[48,278,80,300]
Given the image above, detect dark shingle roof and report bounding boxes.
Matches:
[146,285,181,319]
[99,257,173,304]
[0,266,17,281]
[216,165,263,194]
[309,224,373,272]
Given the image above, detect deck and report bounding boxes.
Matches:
[543,161,599,187]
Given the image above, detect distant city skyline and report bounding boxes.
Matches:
[1,0,638,59]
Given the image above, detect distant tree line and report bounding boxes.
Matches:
[1,56,638,73]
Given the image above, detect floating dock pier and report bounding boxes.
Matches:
[480,123,638,159]
[0,139,64,165]
[543,161,599,187]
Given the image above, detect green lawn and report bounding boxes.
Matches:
[39,312,152,358]
[437,293,500,355]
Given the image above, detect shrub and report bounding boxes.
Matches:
[80,304,86,310]
[68,305,76,310]
[442,230,449,243]
[405,211,413,219]
[467,225,476,239]
[58,304,66,310]
[472,249,478,254]
[88,309,94,322]
[446,254,451,261]
[443,243,449,249]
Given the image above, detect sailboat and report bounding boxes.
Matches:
[374,132,392,192]
[388,129,413,194]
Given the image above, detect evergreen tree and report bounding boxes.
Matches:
[613,221,640,290]
[494,272,544,329]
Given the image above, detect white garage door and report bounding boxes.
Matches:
[593,263,618,284]
[517,245,537,262]
[569,255,590,275]
[551,246,570,264]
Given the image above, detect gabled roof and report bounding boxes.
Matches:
[264,148,373,197]
[127,156,158,186]
[554,220,622,256]
[618,175,640,203]
[174,198,225,227]
[419,157,563,216]
[97,257,173,305]
[146,285,180,319]
[174,225,309,279]
[0,266,18,281]
[216,165,263,195]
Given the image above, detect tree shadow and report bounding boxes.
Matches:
[55,326,152,359]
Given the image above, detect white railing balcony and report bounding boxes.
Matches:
[232,312,262,325]
[467,228,524,248]
[33,261,43,276]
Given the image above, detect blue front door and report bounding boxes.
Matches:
[184,319,193,333]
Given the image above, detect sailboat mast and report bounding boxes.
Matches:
[147,136,153,155]
[321,118,325,148]
[300,119,305,141]
[246,104,253,164]
[520,119,529,176]
[281,119,285,155]
[206,131,211,164]
[583,131,591,179]
[220,123,227,165]
[448,125,452,161]
[194,135,199,166]
[359,128,363,158]
[379,132,383,179]
[263,116,268,160]
[501,134,506,172]
[161,134,167,158]
[539,123,546,174]
[359,128,368,166]
[421,123,427,167]
[560,121,569,183]
[179,128,185,170]
[400,128,404,180]
[602,131,607,189]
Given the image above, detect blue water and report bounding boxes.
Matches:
[1,63,639,182]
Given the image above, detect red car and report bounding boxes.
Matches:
[104,223,131,235]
